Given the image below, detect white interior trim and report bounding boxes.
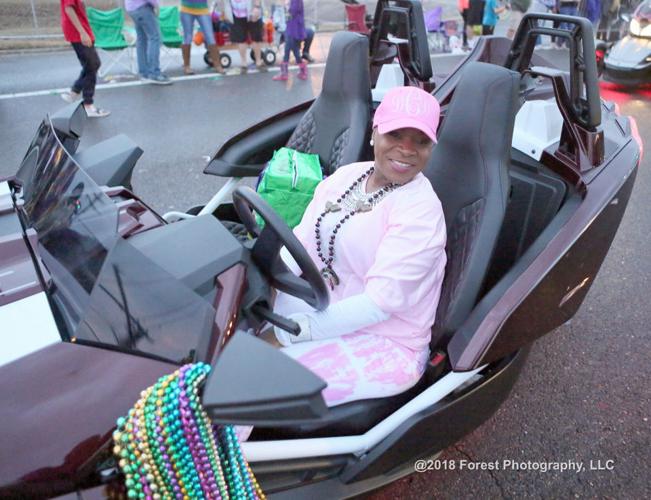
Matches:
[199,177,243,216]
[162,177,243,222]
[0,292,60,367]
[242,365,485,462]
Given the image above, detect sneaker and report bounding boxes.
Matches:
[84,105,110,118]
[144,74,173,85]
[301,53,315,63]
[60,90,81,103]
[238,66,248,75]
[256,64,268,73]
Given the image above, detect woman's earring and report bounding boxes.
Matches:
[370,138,374,146]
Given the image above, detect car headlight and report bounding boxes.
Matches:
[630,18,641,35]
[630,18,651,37]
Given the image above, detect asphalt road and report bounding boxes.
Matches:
[0,45,649,499]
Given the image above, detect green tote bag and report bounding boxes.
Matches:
[256,147,323,228]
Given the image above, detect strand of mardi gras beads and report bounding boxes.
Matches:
[113,363,265,500]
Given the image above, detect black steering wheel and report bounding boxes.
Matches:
[232,186,329,311]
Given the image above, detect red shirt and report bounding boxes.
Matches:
[60,0,94,43]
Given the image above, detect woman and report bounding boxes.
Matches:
[179,0,224,74]
[272,0,307,81]
[270,86,447,409]
[221,0,268,74]
[482,0,505,35]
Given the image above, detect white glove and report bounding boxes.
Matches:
[274,293,389,345]
[274,313,312,346]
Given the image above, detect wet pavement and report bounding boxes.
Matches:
[0,34,649,500]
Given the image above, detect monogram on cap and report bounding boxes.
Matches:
[373,86,441,143]
[387,90,434,117]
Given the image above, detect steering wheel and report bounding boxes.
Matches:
[232,186,329,311]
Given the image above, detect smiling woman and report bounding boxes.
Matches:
[368,86,439,188]
[263,86,447,418]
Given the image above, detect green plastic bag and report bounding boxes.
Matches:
[256,147,323,228]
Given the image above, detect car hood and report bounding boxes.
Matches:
[0,179,61,367]
[0,180,42,306]
[606,36,651,66]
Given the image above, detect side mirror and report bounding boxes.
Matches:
[50,102,86,154]
[202,332,328,426]
[72,135,143,190]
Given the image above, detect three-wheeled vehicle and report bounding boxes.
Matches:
[0,2,641,498]
[600,0,651,84]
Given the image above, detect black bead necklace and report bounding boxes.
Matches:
[315,166,397,290]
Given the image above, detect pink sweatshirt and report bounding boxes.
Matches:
[279,161,447,353]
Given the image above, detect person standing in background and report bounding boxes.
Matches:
[59,0,110,117]
[528,0,556,46]
[180,0,225,75]
[507,0,531,38]
[301,25,315,62]
[273,0,307,81]
[458,0,471,49]
[482,0,505,35]
[126,0,172,84]
[274,0,314,63]
[467,0,486,43]
[554,0,579,46]
[221,0,268,74]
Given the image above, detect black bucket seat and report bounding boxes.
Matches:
[207,30,372,180]
[286,31,372,175]
[251,61,520,440]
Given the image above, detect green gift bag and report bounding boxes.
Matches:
[256,147,323,229]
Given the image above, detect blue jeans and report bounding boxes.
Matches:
[283,35,302,63]
[71,42,101,105]
[180,12,216,45]
[128,4,162,78]
[558,5,578,46]
[302,27,314,55]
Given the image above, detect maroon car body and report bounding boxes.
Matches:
[0,7,642,500]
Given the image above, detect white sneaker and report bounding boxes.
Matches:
[60,91,81,103]
[84,105,110,118]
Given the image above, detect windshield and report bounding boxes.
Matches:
[14,118,216,364]
[17,120,118,297]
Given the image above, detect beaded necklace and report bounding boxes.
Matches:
[112,363,265,500]
[315,166,397,290]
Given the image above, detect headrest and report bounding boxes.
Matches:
[321,32,370,100]
[426,62,520,226]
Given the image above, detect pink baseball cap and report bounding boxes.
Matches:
[373,86,440,143]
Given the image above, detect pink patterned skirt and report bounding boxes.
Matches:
[235,333,427,442]
[282,332,428,406]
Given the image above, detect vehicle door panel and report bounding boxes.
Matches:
[449,141,639,370]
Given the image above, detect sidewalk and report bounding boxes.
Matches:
[1,0,503,53]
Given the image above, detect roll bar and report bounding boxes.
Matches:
[505,13,601,130]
